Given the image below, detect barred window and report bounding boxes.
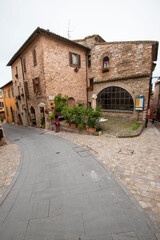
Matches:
[97,86,134,111]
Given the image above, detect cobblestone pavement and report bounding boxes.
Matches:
[1,121,160,231]
[48,120,160,230]
[0,143,20,199]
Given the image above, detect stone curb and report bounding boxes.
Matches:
[117,122,145,138]
[0,142,23,207]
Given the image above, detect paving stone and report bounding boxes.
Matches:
[112,232,138,240]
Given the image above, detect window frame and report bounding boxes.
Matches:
[33,77,40,95]
[23,57,27,72]
[7,88,11,98]
[11,87,14,97]
[69,52,81,68]
[6,106,9,116]
[88,55,91,67]
[32,47,37,66]
[97,86,134,112]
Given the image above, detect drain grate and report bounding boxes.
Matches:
[14,139,20,141]
[73,147,91,157]
[118,148,134,155]
[39,133,45,135]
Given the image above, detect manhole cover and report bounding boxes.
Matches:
[118,149,134,155]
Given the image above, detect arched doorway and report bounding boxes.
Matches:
[30,106,36,125]
[17,114,23,125]
[97,86,134,111]
[40,107,45,126]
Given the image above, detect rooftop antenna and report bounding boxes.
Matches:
[67,19,73,39]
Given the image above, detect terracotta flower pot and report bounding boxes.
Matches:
[87,127,96,133]
[71,123,77,128]
[65,122,70,126]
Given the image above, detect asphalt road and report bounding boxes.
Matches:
[0,124,159,240]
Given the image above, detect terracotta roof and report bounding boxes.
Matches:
[0,80,13,89]
[74,34,106,43]
[7,27,91,66]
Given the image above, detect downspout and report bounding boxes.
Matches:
[145,76,152,128]
[20,57,30,125]
[86,53,88,108]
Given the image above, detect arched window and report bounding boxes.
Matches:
[102,56,109,73]
[97,86,134,111]
[103,56,109,68]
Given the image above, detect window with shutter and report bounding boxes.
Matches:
[69,52,81,68]
[32,47,37,66]
[24,82,29,97]
[23,57,26,72]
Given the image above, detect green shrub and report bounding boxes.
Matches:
[62,105,102,128]
[49,113,55,119]
[54,93,68,112]
[77,123,84,131]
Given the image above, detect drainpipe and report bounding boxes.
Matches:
[86,53,88,108]
[20,57,30,125]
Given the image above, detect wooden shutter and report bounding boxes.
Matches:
[23,58,26,72]
[69,52,72,66]
[24,81,29,96]
[33,79,36,93]
[78,55,81,68]
[32,47,37,66]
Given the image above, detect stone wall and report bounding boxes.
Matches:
[42,35,88,113]
[11,34,88,128]
[87,42,153,121]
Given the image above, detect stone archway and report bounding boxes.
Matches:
[97,86,134,111]
[30,106,36,126]
[38,102,46,127]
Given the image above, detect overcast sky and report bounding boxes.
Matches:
[0,0,160,88]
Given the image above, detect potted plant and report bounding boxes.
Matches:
[49,113,55,123]
[62,107,71,126]
[102,67,109,73]
[74,67,79,72]
[87,86,93,91]
[87,107,102,132]
[77,123,84,131]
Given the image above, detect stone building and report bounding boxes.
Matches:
[0,89,5,120]
[7,27,90,128]
[1,81,18,124]
[7,27,158,128]
[154,80,160,120]
[75,35,158,121]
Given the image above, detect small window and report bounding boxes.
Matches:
[3,90,7,98]
[15,66,18,78]
[32,47,37,66]
[23,57,26,72]
[7,88,11,98]
[24,81,29,97]
[6,106,9,116]
[33,77,40,94]
[90,78,94,87]
[102,56,109,73]
[69,52,81,68]
[11,87,14,97]
[88,55,91,67]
